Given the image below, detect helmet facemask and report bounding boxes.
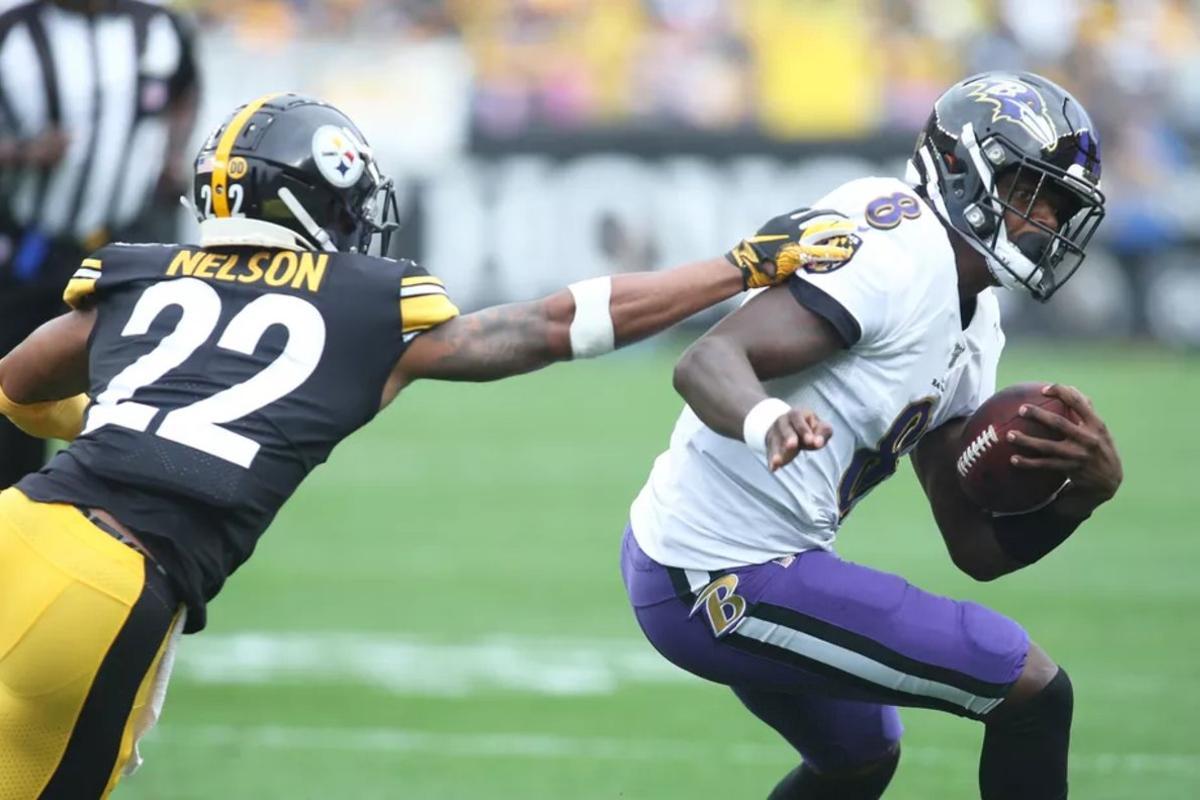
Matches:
[353,157,401,256]
[912,122,1105,302]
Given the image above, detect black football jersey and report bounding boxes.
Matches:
[18,242,458,632]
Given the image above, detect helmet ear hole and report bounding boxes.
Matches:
[943,153,964,173]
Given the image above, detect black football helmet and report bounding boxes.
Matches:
[188,93,398,254]
[905,71,1105,301]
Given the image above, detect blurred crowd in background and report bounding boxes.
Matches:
[181,0,1196,134]
[0,0,1179,340]
[176,0,1200,259]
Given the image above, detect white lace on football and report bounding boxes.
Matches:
[956,423,999,478]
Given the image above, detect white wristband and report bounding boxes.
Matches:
[743,398,792,457]
[567,277,615,359]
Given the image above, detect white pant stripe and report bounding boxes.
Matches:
[735,617,1003,716]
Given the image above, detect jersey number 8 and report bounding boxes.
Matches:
[865,192,922,230]
[837,398,935,520]
[84,277,327,468]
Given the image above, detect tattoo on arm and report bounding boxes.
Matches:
[401,296,573,383]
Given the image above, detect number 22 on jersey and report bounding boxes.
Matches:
[84,277,327,468]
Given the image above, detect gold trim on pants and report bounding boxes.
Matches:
[0,488,179,799]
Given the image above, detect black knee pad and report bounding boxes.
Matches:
[980,668,1073,800]
[768,746,900,800]
[992,668,1073,736]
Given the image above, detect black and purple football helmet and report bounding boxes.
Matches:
[906,71,1105,301]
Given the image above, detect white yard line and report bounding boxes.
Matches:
[175,631,686,696]
[163,632,1197,779]
[151,723,1200,778]
[175,631,1172,698]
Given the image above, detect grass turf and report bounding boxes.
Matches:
[119,341,1198,799]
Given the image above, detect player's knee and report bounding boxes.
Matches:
[768,746,900,800]
[988,666,1073,735]
[836,744,901,786]
[990,640,1063,717]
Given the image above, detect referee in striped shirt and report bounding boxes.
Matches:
[0,0,198,488]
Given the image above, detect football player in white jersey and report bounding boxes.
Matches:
[621,72,1123,800]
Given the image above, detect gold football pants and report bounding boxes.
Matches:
[0,488,179,799]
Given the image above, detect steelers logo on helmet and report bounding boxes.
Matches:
[311,124,366,189]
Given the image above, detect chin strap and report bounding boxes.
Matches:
[908,126,1044,296]
[184,190,339,253]
[957,124,1043,292]
[277,188,338,252]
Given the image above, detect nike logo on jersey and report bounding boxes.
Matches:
[166,249,329,293]
[933,342,969,391]
[947,342,967,370]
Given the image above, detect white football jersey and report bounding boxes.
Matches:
[630,176,1005,569]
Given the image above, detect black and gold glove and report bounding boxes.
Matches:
[726,208,859,289]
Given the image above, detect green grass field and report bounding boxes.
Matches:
[119,341,1199,800]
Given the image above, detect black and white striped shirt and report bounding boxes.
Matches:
[0,0,196,245]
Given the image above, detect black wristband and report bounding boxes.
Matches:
[992,490,1092,565]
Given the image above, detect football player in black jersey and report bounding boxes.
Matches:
[0,93,853,798]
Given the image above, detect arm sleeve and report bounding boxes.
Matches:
[0,386,87,441]
[398,260,460,339]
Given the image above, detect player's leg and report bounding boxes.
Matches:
[732,686,901,799]
[0,488,181,799]
[621,525,1064,799]
[977,641,1072,800]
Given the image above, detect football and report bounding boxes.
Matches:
[956,383,1071,514]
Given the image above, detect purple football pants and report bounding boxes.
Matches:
[620,526,1029,771]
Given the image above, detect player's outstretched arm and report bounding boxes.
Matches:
[672,286,841,471]
[384,211,854,400]
[391,256,743,387]
[912,385,1123,581]
[0,309,94,440]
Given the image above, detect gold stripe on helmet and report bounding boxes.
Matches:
[211,93,283,218]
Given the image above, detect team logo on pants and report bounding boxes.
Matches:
[690,574,747,638]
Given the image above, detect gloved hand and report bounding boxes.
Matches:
[727,209,859,289]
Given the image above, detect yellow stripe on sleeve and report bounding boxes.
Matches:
[80,258,102,270]
[400,275,445,288]
[400,293,460,334]
[0,387,88,441]
[63,278,97,310]
[212,93,283,218]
